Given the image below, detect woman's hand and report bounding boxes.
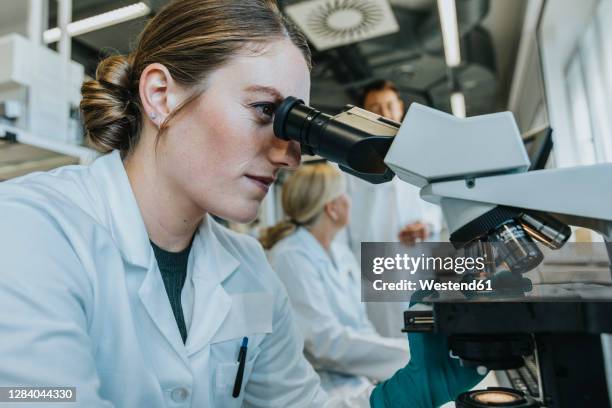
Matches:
[398,222,428,246]
[370,331,486,408]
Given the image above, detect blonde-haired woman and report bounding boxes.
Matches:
[262,163,410,398]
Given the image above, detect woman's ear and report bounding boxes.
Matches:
[139,63,179,126]
[324,201,338,222]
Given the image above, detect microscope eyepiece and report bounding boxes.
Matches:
[272,97,302,141]
[272,97,322,154]
[273,97,397,184]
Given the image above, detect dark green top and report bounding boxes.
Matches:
[150,238,194,344]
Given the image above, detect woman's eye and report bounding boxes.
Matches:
[251,102,277,122]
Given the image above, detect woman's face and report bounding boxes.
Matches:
[158,39,310,223]
[363,88,404,123]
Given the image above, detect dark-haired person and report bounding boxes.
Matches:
[0,1,481,407]
[344,80,444,339]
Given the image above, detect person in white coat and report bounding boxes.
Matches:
[262,163,410,398]
[0,1,483,407]
[344,80,444,339]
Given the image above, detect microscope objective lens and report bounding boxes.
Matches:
[489,220,544,274]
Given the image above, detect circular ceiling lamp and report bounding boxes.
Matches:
[307,0,384,41]
[285,0,400,50]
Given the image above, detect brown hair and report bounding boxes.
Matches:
[259,163,345,250]
[359,79,401,107]
[80,0,311,156]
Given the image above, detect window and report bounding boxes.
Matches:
[563,0,612,164]
[565,54,597,165]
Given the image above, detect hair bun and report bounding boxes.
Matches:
[80,55,141,153]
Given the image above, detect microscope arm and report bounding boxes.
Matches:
[420,163,612,241]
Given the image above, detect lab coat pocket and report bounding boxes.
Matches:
[213,346,261,407]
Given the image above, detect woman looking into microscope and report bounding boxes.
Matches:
[0,0,483,406]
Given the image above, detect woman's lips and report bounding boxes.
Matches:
[245,175,275,193]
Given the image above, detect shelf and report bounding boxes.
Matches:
[0,123,99,165]
[0,140,78,180]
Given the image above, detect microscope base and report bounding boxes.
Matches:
[405,302,612,408]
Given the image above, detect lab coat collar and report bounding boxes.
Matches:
[89,150,152,268]
[91,152,192,363]
[135,214,239,360]
[184,216,239,355]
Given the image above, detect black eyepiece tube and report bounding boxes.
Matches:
[273,97,398,184]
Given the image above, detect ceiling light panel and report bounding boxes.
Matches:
[285,0,400,51]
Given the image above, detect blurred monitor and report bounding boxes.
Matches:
[523,126,553,171]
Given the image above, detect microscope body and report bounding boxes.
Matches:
[386,104,612,407]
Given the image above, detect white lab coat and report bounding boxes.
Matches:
[343,175,444,338]
[268,228,409,398]
[0,151,373,407]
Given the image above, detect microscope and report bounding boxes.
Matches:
[273,97,612,408]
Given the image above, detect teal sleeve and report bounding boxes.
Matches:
[370,332,485,408]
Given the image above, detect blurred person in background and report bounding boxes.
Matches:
[261,163,409,399]
[344,80,444,338]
